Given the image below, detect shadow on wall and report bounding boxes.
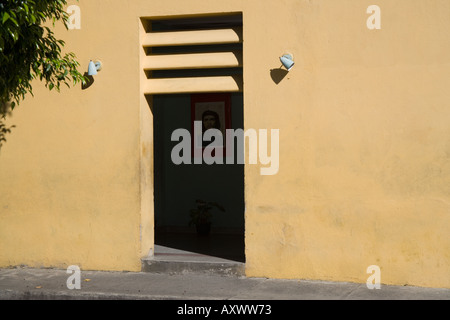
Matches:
[81,73,95,90]
[270,68,289,84]
[0,103,15,150]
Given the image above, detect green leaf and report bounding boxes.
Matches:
[9,16,19,27]
[10,30,18,42]
[2,12,10,24]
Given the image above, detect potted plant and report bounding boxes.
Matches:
[189,199,225,236]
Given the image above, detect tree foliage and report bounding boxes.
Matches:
[0,0,86,111]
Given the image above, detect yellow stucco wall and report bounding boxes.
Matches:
[243,0,450,288]
[0,0,144,271]
[0,0,449,288]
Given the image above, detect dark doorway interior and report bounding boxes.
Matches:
[153,93,245,262]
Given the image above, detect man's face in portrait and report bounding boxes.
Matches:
[203,115,217,130]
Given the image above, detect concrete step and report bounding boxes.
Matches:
[141,257,245,277]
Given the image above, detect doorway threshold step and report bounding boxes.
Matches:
[141,257,245,277]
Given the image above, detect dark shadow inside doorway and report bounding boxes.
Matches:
[153,93,245,263]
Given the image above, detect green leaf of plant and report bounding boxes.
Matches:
[10,30,18,42]
[9,16,19,27]
[2,12,10,24]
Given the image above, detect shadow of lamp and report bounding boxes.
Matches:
[270,53,294,84]
[82,60,102,90]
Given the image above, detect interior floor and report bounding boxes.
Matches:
[154,232,245,263]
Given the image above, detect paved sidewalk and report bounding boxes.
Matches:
[0,267,449,300]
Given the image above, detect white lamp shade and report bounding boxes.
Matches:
[88,60,98,76]
[280,54,294,71]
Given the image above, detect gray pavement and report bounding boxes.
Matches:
[0,267,449,300]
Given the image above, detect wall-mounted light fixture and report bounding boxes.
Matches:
[88,60,102,76]
[279,54,294,71]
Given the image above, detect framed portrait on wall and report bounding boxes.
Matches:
[191,93,231,158]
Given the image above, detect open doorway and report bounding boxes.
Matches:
[153,92,245,262]
[141,13,244,263]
